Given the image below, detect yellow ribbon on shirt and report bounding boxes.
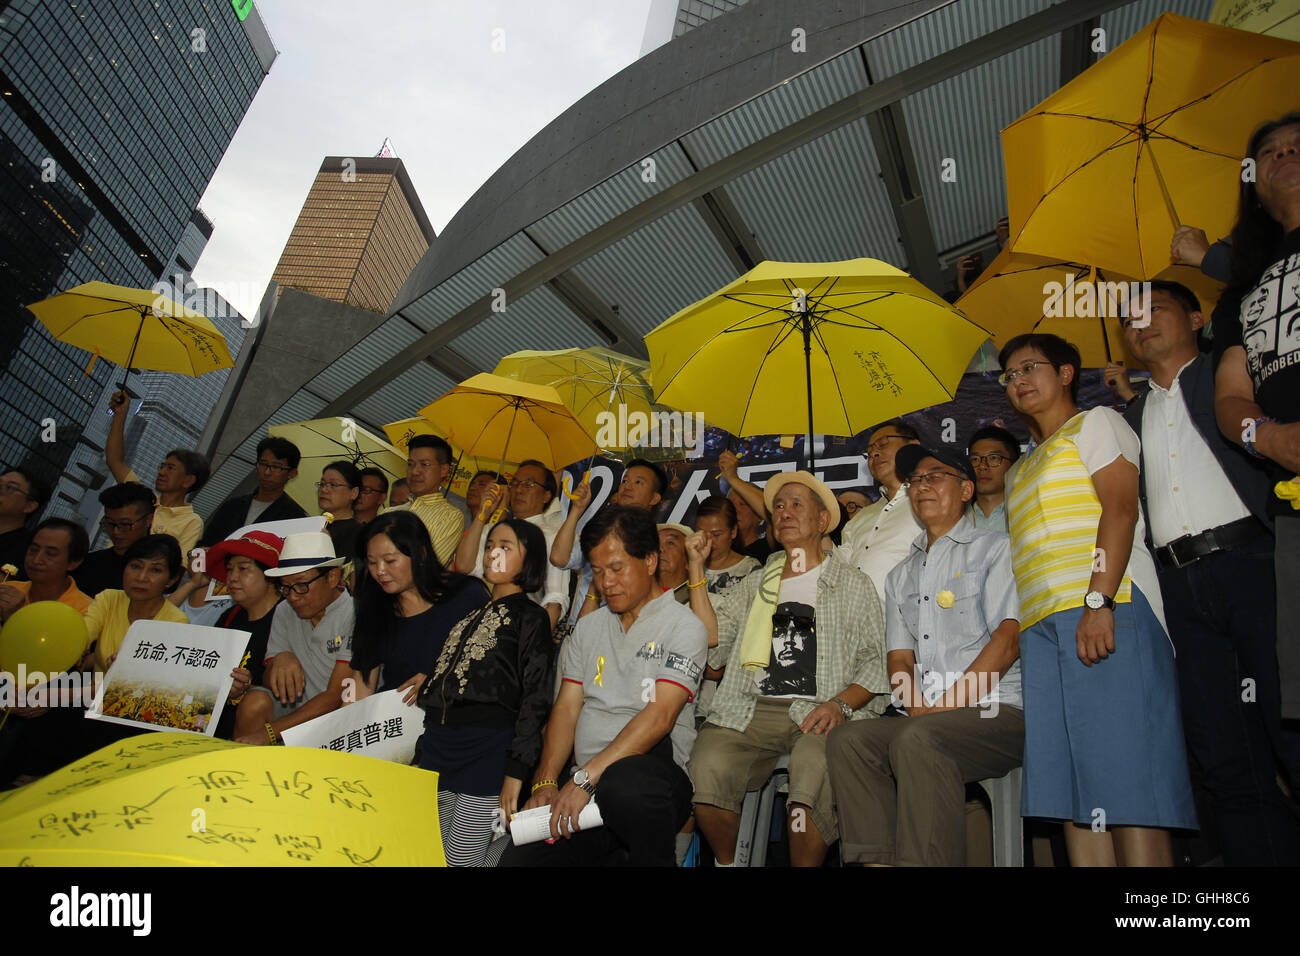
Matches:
[1275,477,1300,510]
[595,655,605,687]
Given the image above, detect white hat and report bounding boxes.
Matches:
[657,522,692,538]
[263,531,348,578]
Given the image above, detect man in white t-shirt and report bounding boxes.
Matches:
[839,419,923,602]
[690,471,889,867]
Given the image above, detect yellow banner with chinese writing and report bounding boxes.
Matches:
[0,733,444,866]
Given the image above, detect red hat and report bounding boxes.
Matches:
[205,531,285,582]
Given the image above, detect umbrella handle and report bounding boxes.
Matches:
[563,470,590,500]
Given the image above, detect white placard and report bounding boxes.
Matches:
[203,516,327,602]
[278,688,421,764]
[509,802,604,845]
[85,620,250,736]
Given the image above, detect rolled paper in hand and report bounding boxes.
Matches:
[509,801,604,845]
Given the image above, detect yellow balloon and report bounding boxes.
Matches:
[0,601,88,682]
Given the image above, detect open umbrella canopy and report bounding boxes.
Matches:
[1003,12,1300,279]
[267,417,407,517]
[25,281,233,378]
[957,246,1224,367]
[382,416,520,495]
[417,374,598,473]
[494,347,677,458]
[645,259,990,455]
[0,732,444,866]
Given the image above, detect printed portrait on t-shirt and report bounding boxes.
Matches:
[757,601,816,697]
[1241,252,1300,383]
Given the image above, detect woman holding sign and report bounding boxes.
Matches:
[417,518,553,867]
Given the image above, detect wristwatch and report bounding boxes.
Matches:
[573,768,596,794]
[1084,590,1115,611]
[831,696,853,720]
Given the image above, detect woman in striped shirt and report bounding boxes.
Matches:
[999,332,1195,866]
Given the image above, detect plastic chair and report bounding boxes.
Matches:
[976,766,1024,867]
[734,754,790,867]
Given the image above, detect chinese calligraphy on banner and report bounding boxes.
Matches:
[86,621,250,736]
[279,689,421,764]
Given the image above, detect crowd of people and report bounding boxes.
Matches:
[0,111,1296,868]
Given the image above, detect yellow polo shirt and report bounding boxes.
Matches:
[6,578,92,615]
[124,469,204,557]
[85,589,189,670]
[402,493,464,566]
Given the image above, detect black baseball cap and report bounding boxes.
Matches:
[895,444,976,484]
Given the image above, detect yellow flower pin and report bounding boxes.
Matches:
[321,511,335,525]
[937,589,955,609]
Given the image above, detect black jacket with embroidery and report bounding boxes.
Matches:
[417,592,553,781]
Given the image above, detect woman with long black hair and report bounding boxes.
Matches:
[1213,111,1300,729]
[349,511,488,703]
[418,517,553,866]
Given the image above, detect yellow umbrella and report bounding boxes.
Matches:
[267,417,407,517]
[382,417,520,497]
[25,281,233,389]
[493,347,678,458]
[0,732,444,866]
[645,259,990,468]
[417,374,598,473]
[1212,0,1300,41]
[957,246,1224,367]
[1002,12,1300,279]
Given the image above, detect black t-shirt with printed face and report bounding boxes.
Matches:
[757,601,816,698]
[1213,228,1300,515]
[1213,228,1300,423]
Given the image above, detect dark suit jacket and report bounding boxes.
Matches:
[200,492,308,547]
[1122,353,1273,546]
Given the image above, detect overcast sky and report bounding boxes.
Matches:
[193,0,660,319]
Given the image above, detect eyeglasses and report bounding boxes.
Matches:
[908,470,966,488]
[998,360,1055,387]
[275,570,329,596]
[0,481,32,498]
[315,481,349,491]
[256,461,292,473]
[842,502,863,514]
[509,478,542,491]
[359,486,385,497]
[102,515,150,532]
[968,453,1010,468]
[772,612,815,631]
[866,434,906,455]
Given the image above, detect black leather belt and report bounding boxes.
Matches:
[1155,516,1266,570]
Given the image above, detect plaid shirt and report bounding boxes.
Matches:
[705,547,889,732]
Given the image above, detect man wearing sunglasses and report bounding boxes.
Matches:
[828,443,1023,866]
[233,531,352,745]
[965,425,1022,532]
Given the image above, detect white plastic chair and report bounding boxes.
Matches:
[975,766,1024,867]
[733,754,791,867]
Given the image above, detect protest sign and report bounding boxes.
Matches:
[86,620,249,736]
[279,688,422,764]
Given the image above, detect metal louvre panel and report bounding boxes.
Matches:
[864,0,1054,78]
[447,286,605,371]
[350,361,457,428]
[398,232,545,331]
[309,316,423,399]
[568,205,739,336]
[724,116,906,264]
[1100,0,1216,45]
[191,460,253,518]
[527,143,697,251]
[679,50,869,166]
[898,35,1059,251]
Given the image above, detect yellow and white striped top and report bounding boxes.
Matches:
[1007,410,1134,629]
[403,493,465,567]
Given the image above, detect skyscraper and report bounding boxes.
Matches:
[270,154,435,313]
[0,0,276,517]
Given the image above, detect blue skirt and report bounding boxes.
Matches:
[418,723,513,797]
[1019,587,1198,830]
